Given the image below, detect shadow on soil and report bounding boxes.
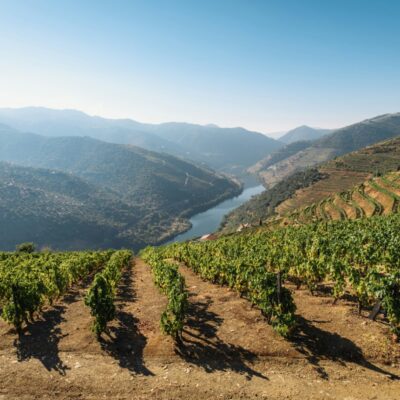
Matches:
[290,316,399,380]
[175,295,267,380]
[99,267,154,376]
[14,292,76,375]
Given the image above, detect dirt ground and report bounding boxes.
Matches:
[0,258,399,399]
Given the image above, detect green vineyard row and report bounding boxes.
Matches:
[85,250,133,336]
[155,212,400,337]
[141,248,188,341]
[0,250,114,332]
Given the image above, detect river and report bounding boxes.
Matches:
[167,184,265,243]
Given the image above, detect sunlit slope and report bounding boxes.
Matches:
[282,171,400,226]
[277,136,400,215]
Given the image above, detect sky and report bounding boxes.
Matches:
[0,0,399,136]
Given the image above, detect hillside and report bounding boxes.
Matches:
[0,125,241,249]
[143,122,283,175]
[277,136,400,216]
[248,140,311,176]
[220,168,326,232]
[0,107,283,177]
[222,135,400,232]
[0,162,145,250]
[283,171,400,226]
[279,125,332,144]
[254,113,400,188]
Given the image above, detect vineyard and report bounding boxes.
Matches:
[1,218,400,398]
[0,249,132,335]
[285,171,400,224]
[141,248,188,340]
[150,212,400,340]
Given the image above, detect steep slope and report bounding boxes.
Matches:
[277,136,400,216]
[248,140,311,175]
[0,107,283,177]
[0,125,241,248]
[220,168,326,232]
[0,162,143,250]
[279,125,332,144]
[277,170,400,227]
[255,113,400,188]
[222,135,400,232]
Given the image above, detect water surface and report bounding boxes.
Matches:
[167,185,265,243]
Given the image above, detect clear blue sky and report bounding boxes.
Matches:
[0,0,399,134]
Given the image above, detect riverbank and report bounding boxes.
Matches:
[165,184,265,244]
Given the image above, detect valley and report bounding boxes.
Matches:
[3,3,400,398]
[2,108,400,400]
[166,184,265,243]
[0,123,243,250]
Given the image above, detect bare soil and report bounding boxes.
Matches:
[365,182,395,215]
[0,258,399,399]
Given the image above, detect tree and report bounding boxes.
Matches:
[16,242,35,253]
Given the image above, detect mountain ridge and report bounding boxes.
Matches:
[253,112,400,188]
[279,125,332,144]
[0,124,241,249]
[0,107,283,177]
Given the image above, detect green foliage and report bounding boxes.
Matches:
[84,274,116,336]
[141,247,188,340]
[16,242,35,253]
[159,241,296,337]
[325,136,400,175]
[0,250,113,332]
[160,212,400,338]
[85,250,133,336]
[239,125,400,231]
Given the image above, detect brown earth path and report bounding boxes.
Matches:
[0,257,399,399]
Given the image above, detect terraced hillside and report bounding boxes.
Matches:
[277,136,400,216]
[280,171,400,226]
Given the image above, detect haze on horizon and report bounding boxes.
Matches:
[0,0,399,135]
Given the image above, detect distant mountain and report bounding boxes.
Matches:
[0,124,241,249]
[0,108,180,154]
[248,140,312,175]
[0,107,283,177]
[253,113,400,188]
[279,125,332,144]
[143,122,283,174]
